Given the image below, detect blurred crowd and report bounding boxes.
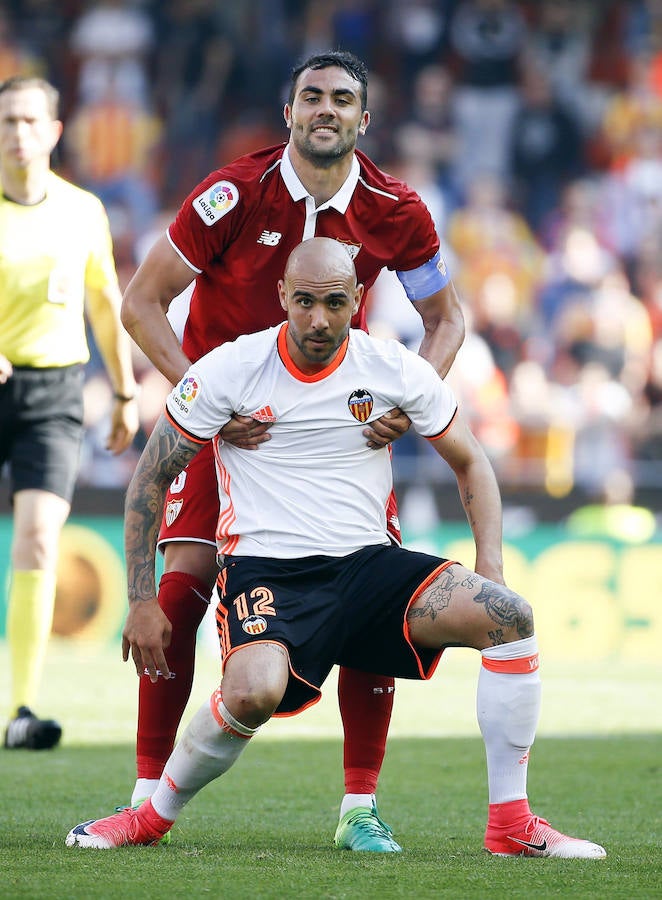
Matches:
[3,0,662,503]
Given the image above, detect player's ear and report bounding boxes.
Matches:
[353,283,364,314]
[284,104,292,129]
[358,111,369,135]
[278,279,288,311]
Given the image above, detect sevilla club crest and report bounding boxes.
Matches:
[165,498,184,527]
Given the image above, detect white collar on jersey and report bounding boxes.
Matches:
[280,144,360,214]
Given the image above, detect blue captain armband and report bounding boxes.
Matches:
[396,251,451,301]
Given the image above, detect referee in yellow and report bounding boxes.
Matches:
[0,76,139,749]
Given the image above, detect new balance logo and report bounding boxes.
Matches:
[252,405,277,423]
[257,231,282,246]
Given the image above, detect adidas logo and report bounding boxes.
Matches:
[252,405,277,423]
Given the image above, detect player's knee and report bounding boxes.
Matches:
[498,587,535,641]
[11,530,57,570]
[221,680,283,729]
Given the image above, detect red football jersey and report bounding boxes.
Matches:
[168,143,440,362]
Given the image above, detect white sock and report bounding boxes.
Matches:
[477,636,541,804]
[150,689,258,822]
[340,793,375,818]
[131,778,161,807]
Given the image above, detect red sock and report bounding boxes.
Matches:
[138,797,175,834]
[487,798,532,831]
[338,667,395,794]
[136,572,211,779]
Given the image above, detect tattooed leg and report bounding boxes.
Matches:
[406,564,534,651]
[471,580,533,640]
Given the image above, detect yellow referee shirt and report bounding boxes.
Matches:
[0,171,120,367]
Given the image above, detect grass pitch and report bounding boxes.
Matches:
[0,641,660,899]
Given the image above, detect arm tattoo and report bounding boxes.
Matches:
[125,416,202,603]
[463,485,477,528]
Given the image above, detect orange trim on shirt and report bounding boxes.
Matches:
[165,406,209,444]
[212,437,240,554]
[424,406,458,442]
[276,322,349,382]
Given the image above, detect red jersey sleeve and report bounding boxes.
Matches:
[168,145,286,273]
[168,170,241,272]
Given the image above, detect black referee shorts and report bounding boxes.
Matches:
[0,364,84,503]
[216,545,453,716]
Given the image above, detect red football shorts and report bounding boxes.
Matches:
[157,442,218,550]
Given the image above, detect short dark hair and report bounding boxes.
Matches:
[0,76,60,118]
[289,51,368,110]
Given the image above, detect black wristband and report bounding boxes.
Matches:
[114,392,136,402]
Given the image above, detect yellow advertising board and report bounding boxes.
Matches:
[0,517,659,661]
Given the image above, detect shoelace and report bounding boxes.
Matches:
[523,816,550,835]
[345,808,394,837]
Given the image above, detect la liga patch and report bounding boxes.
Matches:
[193,180,239,225]
[171,374,201,417]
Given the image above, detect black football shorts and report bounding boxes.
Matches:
[216,544,453,715]
[0,364,84,502]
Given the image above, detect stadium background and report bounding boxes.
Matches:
[1,0,661,659]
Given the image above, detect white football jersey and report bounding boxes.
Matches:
[166,324,457,558]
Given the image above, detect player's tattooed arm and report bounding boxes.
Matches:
[463,485,477,528]
[124,415,202,603]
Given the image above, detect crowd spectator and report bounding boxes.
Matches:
[65,85,162,247]
[392,64,460,207]
[521,0,595,130]
[6,1,71,92]
[383,0,456,92]
[508,63,585,233]
[446,172,544,331]
[448,0,527,193]
[537,176,612,254]
[0,8,44,82]
[599,49,662,173]
[68,0,155,106]
[150,0,236,206]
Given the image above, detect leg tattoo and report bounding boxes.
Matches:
[473,582,533,639]
[408,570,480,622]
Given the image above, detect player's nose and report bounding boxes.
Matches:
[309,306,329,328]
[315,96,336,117]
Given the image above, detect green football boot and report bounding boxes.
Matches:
[334,802,402,853]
